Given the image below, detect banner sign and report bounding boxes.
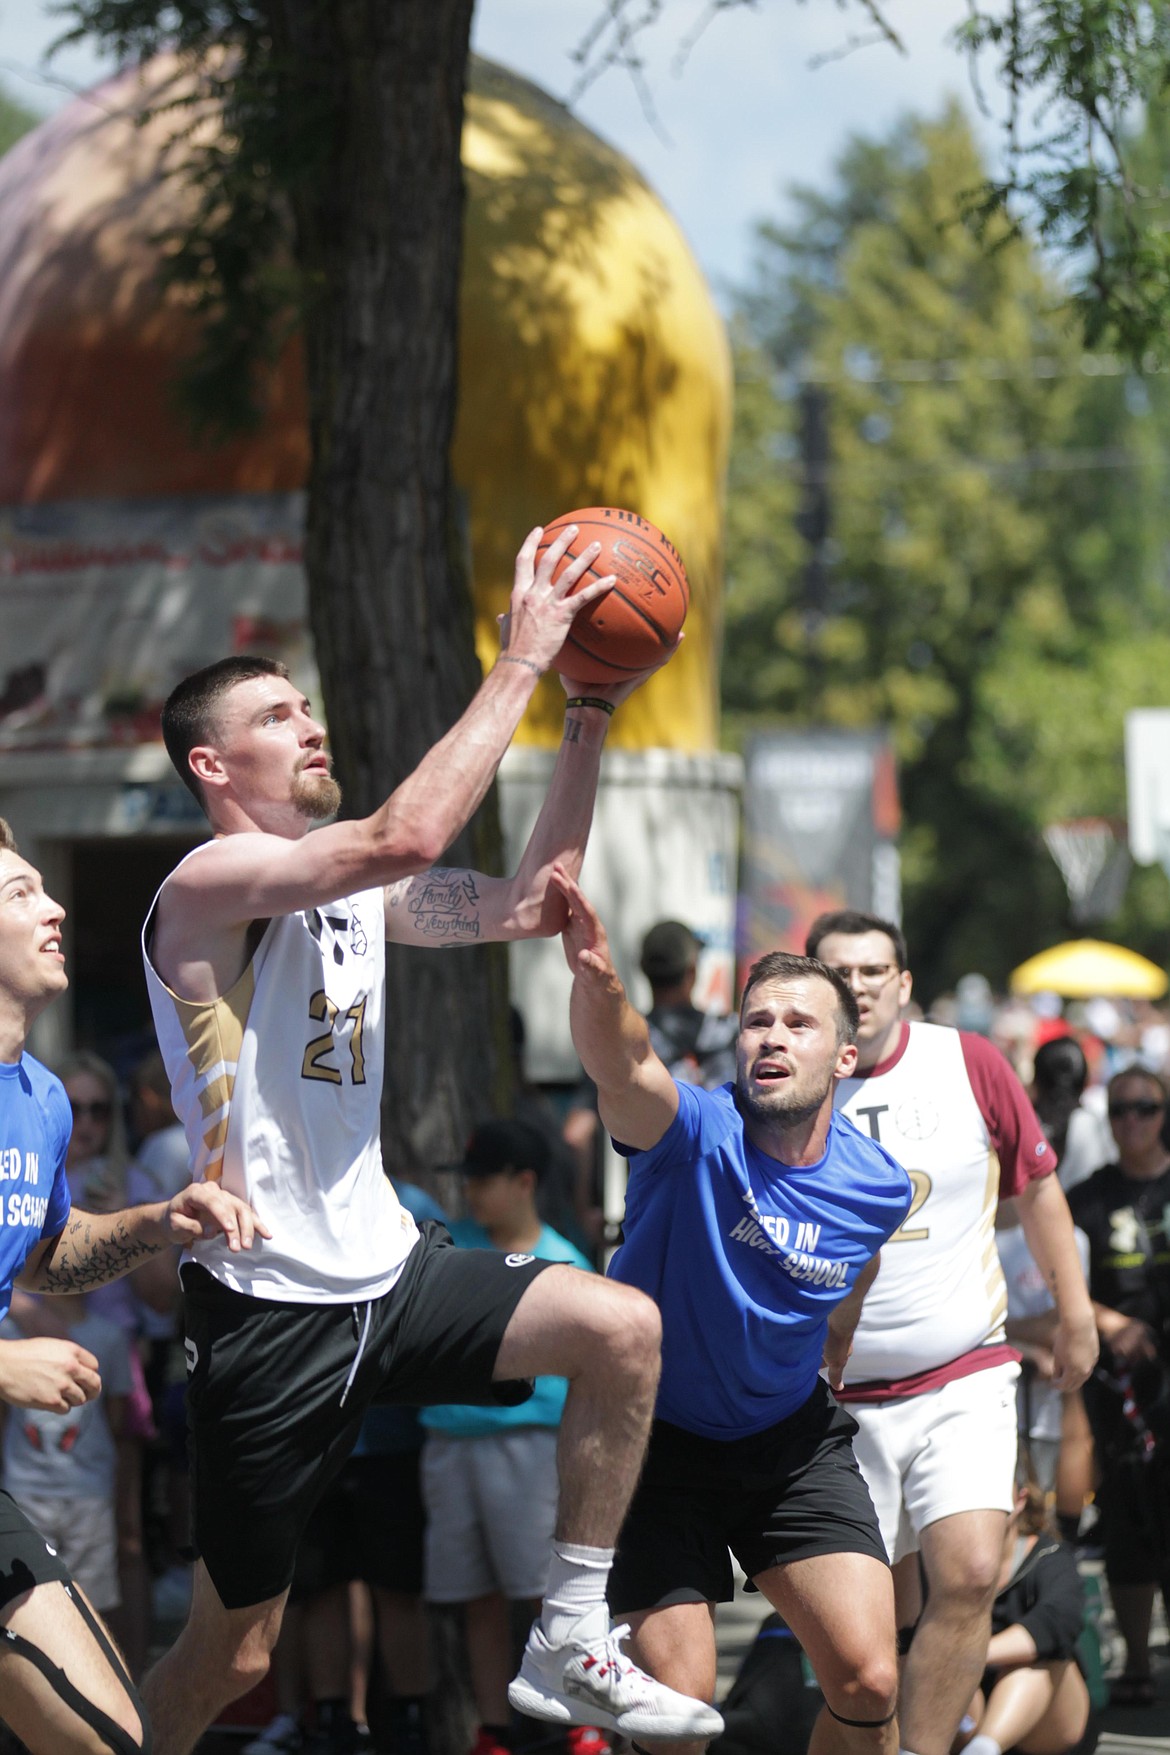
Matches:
[739,729,900,975]
[0,493,315,754]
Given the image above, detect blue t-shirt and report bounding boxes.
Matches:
[608,1083,912,1438]
[420,1219,592,1439]
[0,1056,72,1321]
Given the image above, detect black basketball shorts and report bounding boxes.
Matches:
[182,1220,554,1609]
[0,1489,73,1612]
[608,1378,889,1613]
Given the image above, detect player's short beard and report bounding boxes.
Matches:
[291,769,342,820]
[736,1065,835,1131]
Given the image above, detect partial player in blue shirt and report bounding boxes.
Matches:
[0,1054,72,1322]
[0,819,266,1755]
[552,864,912,1755]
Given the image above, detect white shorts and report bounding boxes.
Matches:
[10,1491,121,1612]
[847,1361,1019,1565]
[421,1428,559,1603]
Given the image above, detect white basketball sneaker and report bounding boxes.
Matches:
[508,1621,725,1742]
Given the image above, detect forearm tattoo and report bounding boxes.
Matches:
[392,868,483,943]
[35,1211,159,1294]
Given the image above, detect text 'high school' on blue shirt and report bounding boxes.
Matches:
[0,1056,72,1320]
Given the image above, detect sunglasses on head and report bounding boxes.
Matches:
[1107,1099,1163,1121]
[69,1099,112,1122]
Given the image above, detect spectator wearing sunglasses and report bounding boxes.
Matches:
[1067,1066,1170,1707]
[58,1051,129,1216]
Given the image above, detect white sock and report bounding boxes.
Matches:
[540,1541,613,1646]
[961,1738,1001,1755]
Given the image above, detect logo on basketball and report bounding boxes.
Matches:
[894,1098,940,1142]
[611,537,670,596]
[505,1253,535,1267]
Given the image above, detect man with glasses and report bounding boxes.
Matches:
[804,910,1097,1755]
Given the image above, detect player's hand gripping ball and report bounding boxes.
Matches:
[536,507,689,684]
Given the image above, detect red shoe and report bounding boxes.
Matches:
[565,1729,611,1755]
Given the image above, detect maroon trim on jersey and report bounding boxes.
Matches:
[853,1021,912,1078]
[957,1031,1057,1198]
[835,1341,1020,1403]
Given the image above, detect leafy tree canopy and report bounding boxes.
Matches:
[725,101,1170,996]
[585,1,1170,361]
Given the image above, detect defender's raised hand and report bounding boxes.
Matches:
[164,1183,272,1253]
[549,863,616,980]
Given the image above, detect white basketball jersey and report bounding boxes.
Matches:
[833,1022,1010,1382]
[143,866,418,1302]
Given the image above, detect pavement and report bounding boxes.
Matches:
[183,1561,1170,1752]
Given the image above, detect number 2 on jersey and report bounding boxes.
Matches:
[302,990,368,1085]
[889,1169,932,1243]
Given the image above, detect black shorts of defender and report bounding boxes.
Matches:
[182,1221,554,1610]
[0,1490,150,1755]
[290,1450,427,1603]
[608,1379,888,1613]
[0,1488,72,1611]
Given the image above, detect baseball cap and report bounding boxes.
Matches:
[460,1118,550,1182]
[640,919,703,984]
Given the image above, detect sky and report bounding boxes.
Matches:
[0,0,1004,304]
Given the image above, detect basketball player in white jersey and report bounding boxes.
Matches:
[805,911,1097,1755]
[138,526,723,1755]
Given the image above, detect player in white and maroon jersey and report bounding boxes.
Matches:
[805,911,1097,1755]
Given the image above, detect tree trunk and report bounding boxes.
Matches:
[267,0,511,1173]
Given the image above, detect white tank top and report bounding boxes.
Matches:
[833,1021,1008,1380]
[143,860,418,1302]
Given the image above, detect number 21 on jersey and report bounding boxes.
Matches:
[302,990,367,1085]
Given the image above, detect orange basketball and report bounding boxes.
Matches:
[536,506,689,684]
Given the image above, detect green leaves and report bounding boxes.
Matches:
[725,101,1170,991]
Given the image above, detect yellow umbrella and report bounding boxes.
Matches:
[1009,939,1168,1000]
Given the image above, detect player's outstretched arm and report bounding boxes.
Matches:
[1016,1172,1098,1390]
[551,863,678,1151]
[166,527,618,938]
[17,1184,271,1297]
[384,635,679,946]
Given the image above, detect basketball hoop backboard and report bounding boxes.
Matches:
[1125,709,1170,872]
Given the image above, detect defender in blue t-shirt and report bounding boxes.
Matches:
[0,820,267,1755]
[552,864,913,1755]
[612,1086,910,1439]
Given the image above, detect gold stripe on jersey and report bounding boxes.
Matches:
[981,1146,1009,1340]
[167,965,256,1183]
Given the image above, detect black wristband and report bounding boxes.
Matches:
[565,695,615,717]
